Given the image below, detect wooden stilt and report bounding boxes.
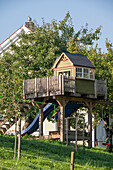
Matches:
[66,118,69,147]
[56,97,68,142]
[60,105,65,142]
[88,102,92,148]
[39,107,43,137]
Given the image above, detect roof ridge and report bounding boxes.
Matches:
[64,52,87,57]
[0,24,31,46]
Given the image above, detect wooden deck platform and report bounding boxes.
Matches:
[23,76,107,100]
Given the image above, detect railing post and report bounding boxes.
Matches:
[59,75,62,95]
[74,77,76,95]
[62,75,64,95]
[105,80,107,100]
[47,77,49,96]
[94,79,97,98]
[35,78,37,98]
[23,80,25,99]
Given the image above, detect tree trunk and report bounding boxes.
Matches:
[14,116,17,160]
[18,118,21,160]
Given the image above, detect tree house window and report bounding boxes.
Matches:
[90,69,94,79]
[76,67,94,80]
[76,68,82,78]
[84,68,89,78]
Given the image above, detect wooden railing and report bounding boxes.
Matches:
[95,80,107,99]
[23,76,107,99]
[64,77,75,93]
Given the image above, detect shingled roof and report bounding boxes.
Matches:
[64,52,95,68]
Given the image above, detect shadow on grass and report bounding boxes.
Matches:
[0,134,113,169]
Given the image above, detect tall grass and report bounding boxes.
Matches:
[0,134,113,169]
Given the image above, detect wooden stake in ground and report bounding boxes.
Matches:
[18,118,21,160]
[71,152,75,170]
[13,90,18,160]
[14,115,17,160]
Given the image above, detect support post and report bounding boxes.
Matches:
[75,118,78,152]
[88,102,92,148]
[39,107,43,137]
[83,118,85,152]
[56,97,69,142]
[60,105,65,142]
[66,118,69,148]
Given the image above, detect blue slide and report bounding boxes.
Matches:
[21,103,58,135]
[21,102,82,135]
[53,103,82,119]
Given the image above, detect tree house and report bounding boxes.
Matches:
[23,52,107,148]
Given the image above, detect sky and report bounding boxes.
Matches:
[0,0,113,53]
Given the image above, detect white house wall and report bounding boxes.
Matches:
[0,25,31,56]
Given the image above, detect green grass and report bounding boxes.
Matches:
[0,134,113,170]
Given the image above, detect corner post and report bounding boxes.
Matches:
[88,101,92,148]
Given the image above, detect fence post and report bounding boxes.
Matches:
[71,152,75,170]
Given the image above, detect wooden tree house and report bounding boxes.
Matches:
[23,52,107,148]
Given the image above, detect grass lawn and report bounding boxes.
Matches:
[0,134,113,170]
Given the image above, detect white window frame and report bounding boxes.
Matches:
[83,68,90,79]
[76,67,94,80]
[76,67,82,78]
